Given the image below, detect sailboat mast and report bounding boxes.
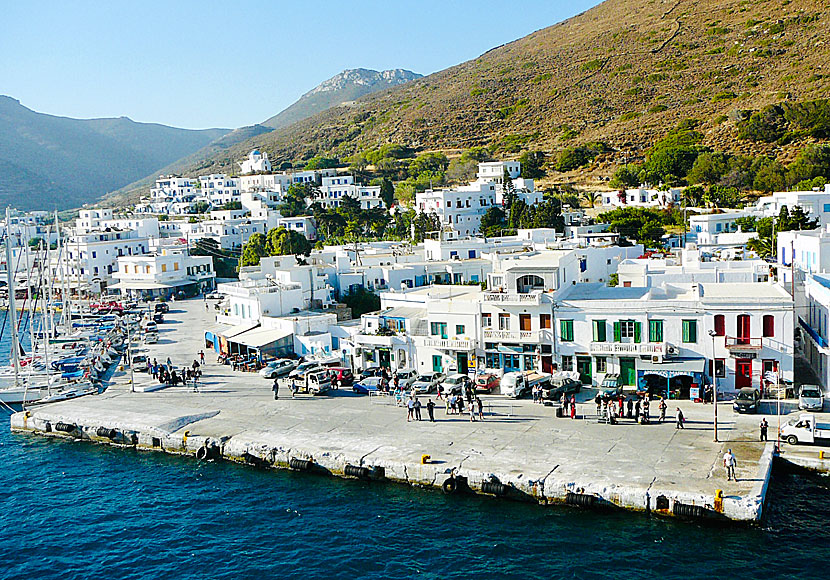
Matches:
[5,207,21,387]
[43,235,52,394]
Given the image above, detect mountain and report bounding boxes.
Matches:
[0,95,230,210]
[262,68,423,130]
[160,0,829,181]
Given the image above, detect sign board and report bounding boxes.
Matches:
[730,352,757,359]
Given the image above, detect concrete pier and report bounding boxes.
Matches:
[10,300,779,522]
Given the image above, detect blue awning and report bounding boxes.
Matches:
[799,317,827,348]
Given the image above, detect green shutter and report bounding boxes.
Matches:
[649,320,663,343]
[682,320,697,343]
[613,321,621,342]
[593,320,606,342]
[633,321,642,343]
[560,319,573,342]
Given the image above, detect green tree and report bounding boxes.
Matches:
[303,156,340,170]
[518,151,546,178]
[380,177,395,208]
[408,152,449,176]
[27,236,44,248]
[610,164,642,188]
[786,144,830,186]
[752,158,786,192]
[266,227,311,258]
[581,191,600,208]
[342,287,381,318]
[412,212,441,242]
[480,206,506,237]
[219,201,243,210]
[240,232,268,267]
[278,183,315,217]
[687,152,730,185]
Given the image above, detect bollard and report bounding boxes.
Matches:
[714,489,723,513]
[820,450,825,460]
[421,454,431,465]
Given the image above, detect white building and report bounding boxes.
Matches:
[239,149,272,174]
[753,185,830,226]
[802,273,830,389]
[314,175,384,210]
[75,209,160,239]
[112,247,214,299]
[199,174,241,206]
[618,248,770,287]
[688,210,755,245]
[277,216,317,241]
[601,187,682,208]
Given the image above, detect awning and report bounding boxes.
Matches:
[219,323,259,339]
[380,306,426,319]
[231,327,293,348]
[497,345,523,353]
[638,358,706,376]
[109,279,200,290]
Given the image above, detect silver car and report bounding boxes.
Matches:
[798,384,824,411]
[411,372,444,394]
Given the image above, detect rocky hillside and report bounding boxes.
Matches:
[163,0,828,181]
[263,68,422,130]
[0,96,229,210]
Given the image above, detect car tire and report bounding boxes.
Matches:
[787,435,798,445]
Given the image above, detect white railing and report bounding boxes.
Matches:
[589,342,665,355]
[420,337,473,350]
[483,329,539,342]
[483,292,541,305]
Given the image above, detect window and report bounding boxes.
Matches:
[456,325,465,336]
[560,319,574,342]
[561,355,573,372]
[161,264,167,273]
[485,352,500,369]
[596,357,607,373]
[499,313,510,330]
[593,320,607,342]
[715,359,726,378]
[432,355,443,373]
[714,314,725,336]
[430,322,447,339]
[482,314,492,328]
[519,314,532,331]
[540,314,551,329]
[763,315,774,338]
[614,320,641,342]
[682,319,697,343]
[648,320,663,343]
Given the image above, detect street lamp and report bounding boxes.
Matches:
[708,329,718,442]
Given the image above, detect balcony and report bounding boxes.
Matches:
[419,337,473,351]
[483,329,540,342]
[724,336,762,350]
[483,292,541,305]
[799,317,828,349]
[589,342,666,356]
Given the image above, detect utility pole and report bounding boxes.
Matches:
[709,329,719,442]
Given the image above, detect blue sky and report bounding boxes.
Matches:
[1,1,600,129]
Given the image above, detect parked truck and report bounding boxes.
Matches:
[501,371,550,398]
[780,413,830,445]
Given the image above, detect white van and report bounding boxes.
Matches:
[501,371,550,398]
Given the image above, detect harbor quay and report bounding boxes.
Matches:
[10,299,785,522]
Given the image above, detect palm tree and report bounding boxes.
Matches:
[746,235,773,259]
[581,191,601,208]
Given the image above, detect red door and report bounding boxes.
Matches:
[542,356,553,374]
[737,314,751,345]
[735,359,752,389]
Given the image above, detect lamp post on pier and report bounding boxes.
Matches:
[709,329,719,442]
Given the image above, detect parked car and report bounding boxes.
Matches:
[541,376,582,400]
[412,372,444,394]
[733,387,761,413]
[597,373,622,397]
[353,376,384,395]
[206,292,222,299]
[154,303,169,313]
[395,368,418,388]
[798,384,824,411]
[474,373,500,393]
[259,359,296,379]
[131,355,149,372]
[144,332,158,344]
[152,313,165,324]
[288,361,324,380]
[143,321,158,333]
[359,366,383,381]
[440,373,471,396]
[329,367,354,387]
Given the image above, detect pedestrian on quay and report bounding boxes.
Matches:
[469,400,476,422]
[675,407,685,429]
[407,397,415,422]
[414,397,422,421]
[595,394,602,416]
[445,394,451,414]
[627,398,634,419]
[618,396,624,417]
[199,350,205,365]
[166,356,172,370]
[436,386,444,401]
[723,449,738,481]
[427,398,436,422]
[561,392,568,414]
[570,394,577,419]
[532,384,538,404]
[634,398,641,420]
[760,417,769,441]
[457,395,465,415]
[448,394,457,415]
[659,398,667,423]
[476,396,483,421]
[272,378,279,400]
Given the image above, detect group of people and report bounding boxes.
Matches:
[591,393,680,427]
[444,393,484,421]
[406,397,436,422]
[149,355,203,390]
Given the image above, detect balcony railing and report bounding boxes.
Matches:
[799,317,828,349]
[724,336,763,350]
[483,292,541,305]
[483,329,539,342]
[589,342,666,355]
[420,337,473,351]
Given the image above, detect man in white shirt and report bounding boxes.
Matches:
[723,449,738,481]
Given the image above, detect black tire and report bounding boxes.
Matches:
[787,435,798,445]
[196,446,209,460]
[442,478,458,495]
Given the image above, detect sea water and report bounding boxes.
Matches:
[1,332,829,578]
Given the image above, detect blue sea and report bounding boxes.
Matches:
[1,325,830,578]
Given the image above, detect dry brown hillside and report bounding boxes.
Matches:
[129,0,830,183]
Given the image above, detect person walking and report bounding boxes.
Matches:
[723,449,738,481]
[448,394,457,415]
[166,356,172,370]
[272,378,280,400]
[199,350,205,365]
[407,397,415,422]
[595,393,602,416]
[570,394,577,419]
[469,401,476,422]
[659,398,667,423]
[627,398,634,419]
[476,396,483,421]
[414,397,422,421]
[760,418,769,441]
[675,407,685,429]
[427,398,436,422]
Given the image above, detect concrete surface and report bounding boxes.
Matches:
[10,299,790,522]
